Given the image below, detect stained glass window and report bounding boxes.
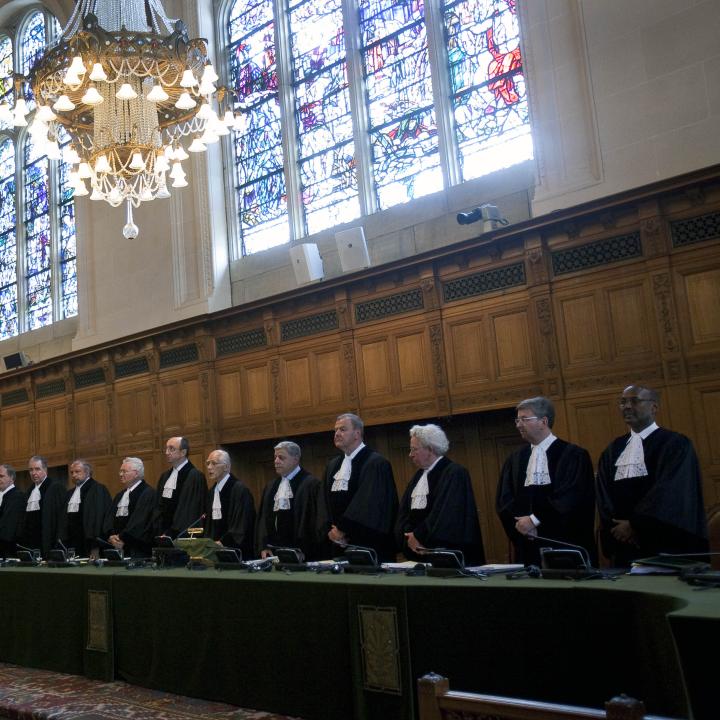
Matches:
[0,7,77,341]
[225,0,531,255]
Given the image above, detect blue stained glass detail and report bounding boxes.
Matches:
[228,0,288,254]
[61,257,78,318]
[359,0,441,209]
[0,283,18,338]
[20,11,46,109]
[444,0,532,179]
[26,268,52,330]
[289,0,359,234]
[0,36,13,108]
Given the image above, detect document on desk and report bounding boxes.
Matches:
[473,564,525,575]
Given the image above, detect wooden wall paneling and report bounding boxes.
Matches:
[556,290,605,368]
[35,400,70,461]
[158,370,206,439]
[688,382,720,505]
[114,378,155,455]
[490,306,535,380]
[73,389,111,455]
[443,307,493,394]
[673,262,720,355]
[566,396,624,468]
[0,409,32,466]
[604,279,658,361]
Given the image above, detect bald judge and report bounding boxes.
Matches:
[596,384,709,567]
[155,437,206,538]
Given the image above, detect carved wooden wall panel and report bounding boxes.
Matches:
[556,293,604,367]
[159,373,204,437]
[36,402,69,459]
[1,411,32,460]
[74,392,110,453]
[115,382,154,453]
[682,268,720,346]
[605,282,656,359]
[492,309,535,379]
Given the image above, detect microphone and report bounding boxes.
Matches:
[528,533,592,568]
[56,537,69,558]
[16,543,37,553]
[174,513,206,539]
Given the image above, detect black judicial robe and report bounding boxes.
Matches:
[60,478,113,556]
[204,475,256,560]
[319,446,398,562]
[256,468,322,560]
[395,457,485,564]
[104,481,157,557]
[21,477,67,559]
[496,439,596,566]
[596,427,709,567]
[0,485,26,557]
[155,461,207,537]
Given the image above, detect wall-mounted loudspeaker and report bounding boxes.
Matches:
[290,243,324,285]
[335,227,370,273]
[3,352,31,371]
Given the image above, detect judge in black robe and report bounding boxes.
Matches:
[256,441,322,560]
[496,397,596,567]
[21,456,66,559]
[60,460,112,557]
[596,385,708,567]
[204,449,256,560]
[155,437,207,537]
[0,465,25,558]
[396,424,484,564]
[105,457,157,558]
[319,414,398,562]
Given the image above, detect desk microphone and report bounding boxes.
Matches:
[528,534,592,567]
[175,513,206,539]
[56,537,70,557]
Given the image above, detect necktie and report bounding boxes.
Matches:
[68,484,82,512]
[524,444,551,486]
[163,467,179,498]
[212,487,222,520]
[27,485,41,512]
[274,477,293,511]
[332,455,352,492]
[116,488,131,517]
[614,432,647,480]
[411,470,430,509]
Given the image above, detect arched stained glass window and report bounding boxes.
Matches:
[0,6,77,341]
[224,0,532,255]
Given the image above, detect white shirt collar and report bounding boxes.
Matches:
[346,442,365,460]
[635,422,659,440]
[282,465,301,482]
[215,473,230,492]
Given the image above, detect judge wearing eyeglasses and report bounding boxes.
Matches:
[496,396,596,567]
[596,384,708,567]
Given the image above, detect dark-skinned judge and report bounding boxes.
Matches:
[396,424,485,564]
[60,459,112,558]
[204,449,256,559]
[496,397,596,566]
[105,457,157,558]
[319,413,398,562]
[21,455,66,559]
[256,441,322,560]
[597,384,708,567]
[155,436,206,538]
[0,464,25,558]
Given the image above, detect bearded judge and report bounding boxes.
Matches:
[396,424,484,564]
[319,413,398,562]
[106,457,157,558]
[60,459,112,558]
[496,397,596,566]
[597,384,709,567]
[256,441,322,560]
[204,449,256,559]
[155,437,206,538]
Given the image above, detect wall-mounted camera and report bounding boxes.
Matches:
[456,203,509,233]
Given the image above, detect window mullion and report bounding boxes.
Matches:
[274,0,305,240]
[16,133,28,334]
[425,0,460,188]
[342,0,375,216]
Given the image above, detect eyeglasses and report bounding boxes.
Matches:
[514,416,539,425]
[617,397,652,408]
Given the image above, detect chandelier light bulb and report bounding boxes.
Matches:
[198,81,216,97]
[200,126,219,145]
[222,110,235,127]
[169,161,185,181]
[197,102,213,121]
[53,95,76,112]
[69,55,86,75]
[36,105,57,122]
[175,92,196,110]
[123,200,139,239]
[155,153,170,174]
[29,118,48,138]
[46,140,62,160]
[116,83,138,100]
[155,181,171,199]
[173,145,189,161]
[81,85,104,105]
[129,152,146,170]
[63,146,81,164]
[94,154,111,174]
[146,84,169,102]
[73,178,89,197]
[89,63,108,82]
[180,69,197,88]
[63,69,82,87]
[89,187,105,201]
[213,116,230,136]
[201,63,219,84]
[139,185,154,202]
[188,137,207,153]
[108,186,123,206]
[78,162,92,179]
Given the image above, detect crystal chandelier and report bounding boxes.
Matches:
[9,0,240,239]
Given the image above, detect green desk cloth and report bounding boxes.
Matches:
[1,567,718,720]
